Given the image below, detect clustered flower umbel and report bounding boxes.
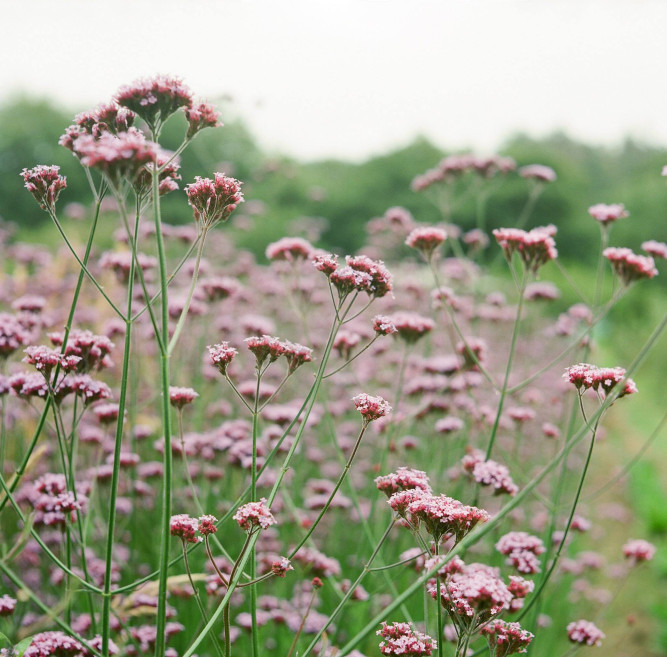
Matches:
[170,513,219,543]
[496,532,546,574]
[603,247,658,285]
[462,449,519,497]
[411,153,516,191]
[377,621,436,656]
[566,620,605,647]
[481,620,534,656]
[564,363,637,398]
[233,498,277,532]
[244,335,313,373]
[492,225,558,273]
[405,226,447,260]
[352,393,392,425]
[314,253,393,299]
[622,538,656,564]
[185,172,244,231]
[20,165,67,213]
[588,203,628,224]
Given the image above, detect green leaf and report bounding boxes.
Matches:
[14,636,34,657]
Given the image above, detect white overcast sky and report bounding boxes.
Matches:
[3,0,666,161]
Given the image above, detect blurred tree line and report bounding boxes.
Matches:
[1,96,665,269]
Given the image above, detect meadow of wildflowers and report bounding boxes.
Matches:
[0,75,664,657]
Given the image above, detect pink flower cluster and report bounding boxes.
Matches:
[622,538,656,564]
[0,313,30,358]
[492,225,558,273]
[496,532,546,574]
[481,620,534,656]
[170,513,218,542]
[603,247,658,285]
[116,74,193,129]
[233,498,277,532]
[519,164,557,182]
[23,345,81,378]
[244,335,313,372]
[72,129,158,187]
[412,153,516,190]
[641,240,667,259]
[564,362,636,397]
[430,562,513,621]
[352,393,392,423]
[387,312,435,344]
[0,594,16,616]
[566,619,605,646]
[377,622,436,657]
[323,254,393,299]
[185,172,244,228]
[20,165,67,213]
[22,631,87,657]
[397,491,489,543]
[266,237,315,262]
[375,467,432,497]
[588,203,628,224]
[48,329,114,372]
[184,101,221,139]
[24,473,86,527]
[373,315,399,336]
[207,342,238,375]
[405,226,447,259]
[462,450,519,497]
[169,386,199,409]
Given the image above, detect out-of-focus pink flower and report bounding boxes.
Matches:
[266,237,314,262]
[567,620,605,646]
[496,532,546,574]
[405,226,447,260]
[493,225,558,273]
[622,539,656,564]
[603,247,658,285]
[588,203,628,224]
[519,164,557,182]
[641,240,667,259]
[169,386,199,409]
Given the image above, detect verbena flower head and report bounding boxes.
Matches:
[271,556,294,578]
[207,342,238,375]
[373,315,398,336]
[330,255,393,299]
[185,172,244,229]
[245,335,286,368]
[408,494,490,543]
[375,467,432,497]
[496,532,546,574]
[133,148,181,197]
[603,247,658,285]
[405,226,447,260]
[481,620,534,656]
[48,329,114,372]
[389,312,435,344]
[23,345,81,379]
[282,340,313,374]
[377,622,436,657]
[266,237,315,262]
[492,225,558,273]
[430,562,512,624]
[22,631,86,657]
[622,538,656,564]
[566,620,605,646]
[72,129,158,188]
[588,203,628,224]
[0,313,30,359]
[312,252,339,277]
[563,362,636,397]
[197,514,218,536]
[169,386,199,409]
[116,74,193,130]
[352,393,392,424]
[641,240,667,259]
[0,594,16,616]
[21,165,67,213]
[233,498,276,532]
[519,164,557,182]
[185,101,221,139]
[170,514,201,543]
